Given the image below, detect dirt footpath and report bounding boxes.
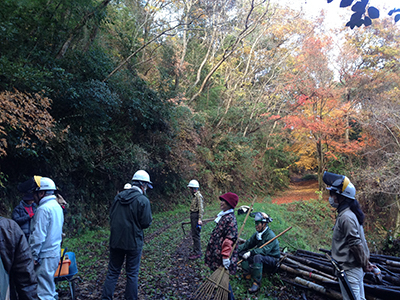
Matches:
[272,178,321,204]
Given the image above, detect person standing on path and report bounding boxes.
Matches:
[323,171,375,300]
[11,192,37,242]
[0,216,38,299]
[102,170,153,300]
[205,192,239,300]
[28,176,64,300]
[188,179,204,260]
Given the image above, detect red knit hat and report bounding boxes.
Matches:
[219,192,238,209]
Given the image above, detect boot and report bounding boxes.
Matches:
[241,260,251,280]
[248,282,260,293]
[248,263,263,293]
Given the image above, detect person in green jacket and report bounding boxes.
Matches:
[102,170,153,300]
[238,212,280,293]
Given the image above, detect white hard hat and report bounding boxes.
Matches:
[35,177,57,191]
[132,170,153,188]
[124,183,132,190]
[254,212,273,223]
[187,179,199,188]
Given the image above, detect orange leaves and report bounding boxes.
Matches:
[0,90,55,157]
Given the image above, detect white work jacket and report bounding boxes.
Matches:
[30,195,64,260]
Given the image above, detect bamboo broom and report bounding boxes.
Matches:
[193,196,257,300]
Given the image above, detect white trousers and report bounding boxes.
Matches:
[339,267,365,300]
[35,257,59,300]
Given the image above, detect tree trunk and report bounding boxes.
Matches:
[394,195,400,239]
[56,0,111,59]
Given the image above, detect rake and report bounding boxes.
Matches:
[193,196,257,300]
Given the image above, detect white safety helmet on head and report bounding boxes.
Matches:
[187,179,200,188]
[323,171,356,200]
[35,177,57,191]
[132,170,153,189]
[254,212,273,223]
[124,183,132,190]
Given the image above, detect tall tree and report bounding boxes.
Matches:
[282,34,367,188]
[339,19,400,236]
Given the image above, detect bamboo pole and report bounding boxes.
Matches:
[294,277,342,300]
[279,263,337,284]
[284,257,337,281]
[285,253,335,276]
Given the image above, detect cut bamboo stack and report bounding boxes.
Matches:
[278,248,400,299]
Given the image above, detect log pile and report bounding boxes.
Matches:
[277,249,400,299]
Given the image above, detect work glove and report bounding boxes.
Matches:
[243,251,251,260]
[222,258,230,269]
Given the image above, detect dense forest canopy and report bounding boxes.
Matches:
[1,0,400,240]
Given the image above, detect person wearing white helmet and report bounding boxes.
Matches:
[102,170,153,300]
[323,171,375,300]
[19,175,64,299]
[187,179,204,260]
[238,212,280,293]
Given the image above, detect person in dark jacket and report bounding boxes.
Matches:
[102,170,153,300]
[0,217,38,300]
[11,192,37,241]
[238,212,280,293]
[205,192,239,300]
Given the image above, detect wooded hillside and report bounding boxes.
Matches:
[1,0,400,243]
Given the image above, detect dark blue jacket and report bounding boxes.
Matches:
[109,186,152,250]
[11,200,37,240]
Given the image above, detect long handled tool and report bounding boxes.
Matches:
[181,218,214,236]
[193,196,257,300]
[237,226,293,265]
[324,252,357,300]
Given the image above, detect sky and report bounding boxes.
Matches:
[273,0,399,79]
[277,0,400,29]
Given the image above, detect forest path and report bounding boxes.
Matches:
[271,177,321,204]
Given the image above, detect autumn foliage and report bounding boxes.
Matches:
[0,90,55,157]
[279,35,370,187]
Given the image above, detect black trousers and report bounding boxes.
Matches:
[190,212,201,254]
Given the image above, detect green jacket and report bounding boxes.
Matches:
[238,227,280,258]
[109,187,152,250]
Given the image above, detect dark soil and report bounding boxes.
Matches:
[58,234,328,300]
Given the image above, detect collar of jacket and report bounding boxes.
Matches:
[256,226,269,240]
[337,201,351,214]
[214,209,234,223]
[39,194,56,206]
[131,185,143,194]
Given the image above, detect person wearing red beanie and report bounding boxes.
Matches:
[205,192,239,300]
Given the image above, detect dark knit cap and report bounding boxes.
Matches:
[23,192,34,201]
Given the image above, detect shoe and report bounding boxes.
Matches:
[242,273,251,280]
[189,253,202,260]
[248,282,260,293]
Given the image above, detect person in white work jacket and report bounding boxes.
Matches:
[27,176,64,299]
